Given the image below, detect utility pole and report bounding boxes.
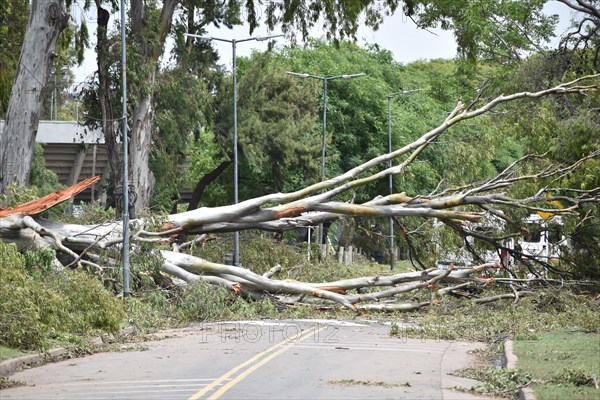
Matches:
[387,89,421,270]
[287,71,367,248]
[185,33,283,266]
[120,0,130,296]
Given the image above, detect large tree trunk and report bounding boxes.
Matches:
[124,0,177,210]
[0,0,68,193]
[95,2,122,194]
[130,93,156,209]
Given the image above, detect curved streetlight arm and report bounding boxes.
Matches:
[184,33,213,41]
[340,73,367,79]
[254,34,284,42]
[286,71,313,79]
[185,33,284,44]
[286,72,368,81]
[388,89,423,98]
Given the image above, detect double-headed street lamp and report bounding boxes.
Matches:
[185,33,283,267]
[286,71,367,246]
[387,89,421,270]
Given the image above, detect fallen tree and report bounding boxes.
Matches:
[1,75,599,312]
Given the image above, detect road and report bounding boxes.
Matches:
[1,320,495,400]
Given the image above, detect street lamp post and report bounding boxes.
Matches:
[120,0,130,296]
[185,33,283,267]
[387,89,421,270]
[287,71,366,247]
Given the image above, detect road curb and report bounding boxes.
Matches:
[503,340,537,400]
[0,327,136,378]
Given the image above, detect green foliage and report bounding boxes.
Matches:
[122,296,183,332]
[404,0,557,71]
[389,290,599,343]
[192,233,389,282]
[277,43,524,204]
[55,269,126,333]
[0,242,126,350]
[552,368,598,387]
[182,129,228,207]
[495,54,600,186]
[29,144,64,195]
[456,367,532,398]
[170,1,239,76]
[210,51,321,200]
[491,55,600,277]
[281,41,401,199]
[258,0,399,42]
[22,247,56,273]
[561,208,600,280]
[0,143,64,206]
[193,234,304,274]
[177,280,278,322]
[0,0,28,118]
[236,235,306,275]
[151,68,212,211]
[0,345,24,362]
[0,182,39,208]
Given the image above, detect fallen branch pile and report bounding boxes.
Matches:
[1,75,598,312]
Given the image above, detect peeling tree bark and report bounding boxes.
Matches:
[0,176,99,217]
[0,0,68,193]
[130,94,156,209]
[126,0,178,210]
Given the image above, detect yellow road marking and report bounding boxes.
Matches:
[208,327,323,400]
[188,325,319,400]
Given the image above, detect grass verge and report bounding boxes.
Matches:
[513,330,600,400]
[0,345,25,362]
[389,291,598,399]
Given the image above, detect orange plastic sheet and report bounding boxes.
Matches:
[0,176,100,218]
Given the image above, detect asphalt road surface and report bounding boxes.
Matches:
[1,319,495,400]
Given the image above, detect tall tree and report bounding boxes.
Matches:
[88,0,123,200]
[0,0,29,118]
[85,0,420,210]
[211,52,321,201]
[402,0,557,69]
[152,67,211,212]
[125,0,178,209]
[0,0,68,193]
[4,0,582,203]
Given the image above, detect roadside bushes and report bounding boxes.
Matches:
[0,242,125,350]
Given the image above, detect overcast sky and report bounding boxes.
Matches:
[72,1,575,84]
